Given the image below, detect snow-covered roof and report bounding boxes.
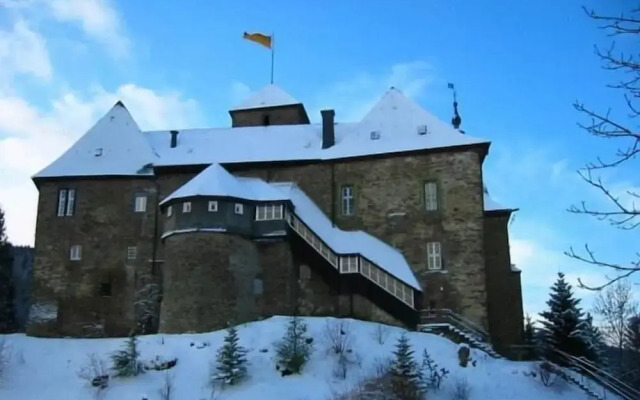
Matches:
[34,102,157,178]
[160,165,421,290]
[483,185,514,212]
[272,182,421,290]
[231,84,300,110]
[34,87,490,179]
[160,163,287,205]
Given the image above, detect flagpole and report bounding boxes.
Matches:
[270,32,275,84]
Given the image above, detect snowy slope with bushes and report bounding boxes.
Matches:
[0,316,610,400]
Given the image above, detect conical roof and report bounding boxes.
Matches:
[230,84,300,110]
[34,101,156,178]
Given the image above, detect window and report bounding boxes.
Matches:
[234,203,244,215]
[256,204,283,221]
[70,245,82,261]
[263,114,270,126]
[424,182,438,211]
[340,256,358,273]
[99,282,112,297]
[134,195,147,213]
[300,264,311,280]
[208,200,218,212]
[253,279,264,295]
[341,185,354,216]
[167,206,172,217]
[127,246,137,260]
[427,242,442,270]
[66,189,76,216]
[182,202,191,213]
[57,189,67,217]
[57,189,75,216]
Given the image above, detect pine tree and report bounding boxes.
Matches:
[523,314,538,359]
[213,326,248,385]
[111,336,144,377]
[583,313,606,365]
[275,316,313,374]
[539,272,590,362]
[0,207,15,333]
[392,332,418,377]
[390,333,422,400]
[625,314,640,351]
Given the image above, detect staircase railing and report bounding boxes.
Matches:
[419,308,490,344]
[551,349,640,400]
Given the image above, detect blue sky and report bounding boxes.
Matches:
[0,0,637,318]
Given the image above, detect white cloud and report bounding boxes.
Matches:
[47,0,129,56]
[309,61,436,121]
[0,84,202,246]
[0,19,52,81]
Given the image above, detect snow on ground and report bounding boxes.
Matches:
[0,317,599,400]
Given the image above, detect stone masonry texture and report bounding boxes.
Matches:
[29,145,520,347]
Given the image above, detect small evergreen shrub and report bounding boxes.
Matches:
[110,336,144,377]
[212,326,248,385]
[275,316,314,374]
[390,333,422,400]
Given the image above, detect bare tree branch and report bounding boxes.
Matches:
[568,5,640,289]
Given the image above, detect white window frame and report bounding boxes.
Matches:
[341,185,354,216]
[234,203,244,215]
[69,245,82,261]
[424,181,438,211]
[57,189,67,217]
[167,206,172,217]
[183,202,192,213]
[340,256,358,273]
[134,195,147,213]
[127,246,137,260]
[256,204,283,221]
[208,200,218,212]
[427,241,442,270]
[66,189,76,216]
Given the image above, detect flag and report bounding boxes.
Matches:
[243,32,272,49]
[447,83,455,89]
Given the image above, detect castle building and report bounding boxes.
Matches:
[28,84,524,354]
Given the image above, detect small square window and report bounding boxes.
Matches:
[208,201,218,212]
[253,278,263,295]
[127,246,137,260]
[70,245,82,261]
[134,195,147,213]
[234,203,244,215]
[166,206,172,217]
[99,282,112,297]
[183,202,191,213]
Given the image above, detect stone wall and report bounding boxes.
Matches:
[28,178,158,337]
[484,213,524,353]
[230,104,309,127]
[233,149,489,328]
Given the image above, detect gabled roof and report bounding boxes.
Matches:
[34,86,491,178]
[230,84,301,110]
[160,163,286,205]
[33,102,156,179]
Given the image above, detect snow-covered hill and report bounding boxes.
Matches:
[0,317,605,400]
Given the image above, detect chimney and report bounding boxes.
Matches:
[170,130,179,148]
[321,109,335,149]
